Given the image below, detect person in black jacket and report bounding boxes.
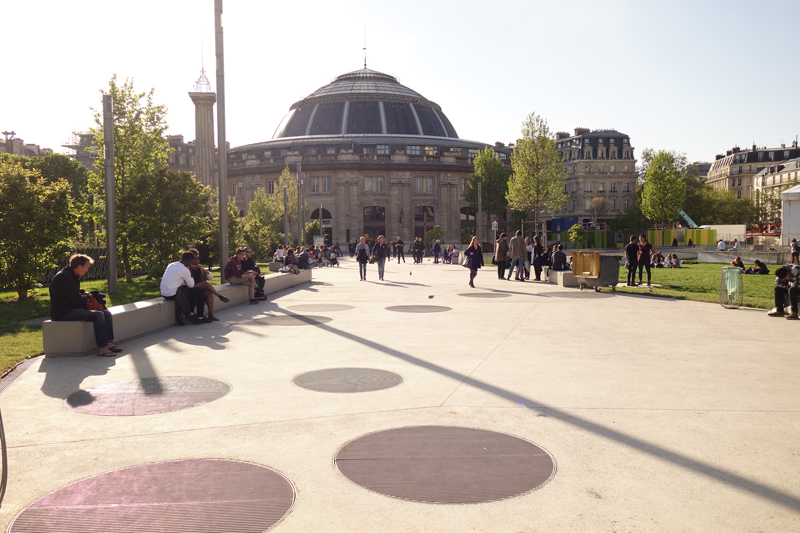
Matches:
[241,247,267,300]
[624,235,639,286]
[50,254,120,357]
[372,235,391,280]
[464,236,484,288]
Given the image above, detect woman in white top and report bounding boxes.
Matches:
[355,237,371,281]
[524,237,533,280]
[274,245,286,264]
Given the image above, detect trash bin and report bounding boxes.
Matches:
[719,267,743,309]
[572,251,620,292]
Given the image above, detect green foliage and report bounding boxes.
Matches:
[305,220,322,247]
[463,147,509,217]
[125,167,211,273]
[208,195,243,264]
[242,188,280,261]
[0,160,78,300]
[609,206,648,233]
[426,225,446,244]
[567,224,588,248]
[752,181,796,230]
[267,166,307,237]
[589,197,610,223]
[506,210,526,233]
[460,228,473,244]
[88,75,172,279]
[640,150,687,224]
[507,113,567,225]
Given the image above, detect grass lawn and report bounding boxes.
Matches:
[608,262,776,309]
[0,265,271,375]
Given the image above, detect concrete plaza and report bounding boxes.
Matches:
[1,257,799,532]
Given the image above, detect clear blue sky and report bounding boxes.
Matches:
[4,0,798,163]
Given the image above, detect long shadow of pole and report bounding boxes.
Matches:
[291,313,800,513]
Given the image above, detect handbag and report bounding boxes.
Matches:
[461,254,471,268]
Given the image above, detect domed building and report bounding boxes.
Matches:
[227,68,512,245]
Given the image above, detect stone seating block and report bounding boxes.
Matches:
[546,269,579,287]
[42,270,312,357]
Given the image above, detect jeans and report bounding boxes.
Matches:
[56,308,114,349]
[508,257,524,279]
[627,260,638,284]
[377,257,386,278]
[775,286,798,313]
[638,262,652,284]
[359,261,367,278]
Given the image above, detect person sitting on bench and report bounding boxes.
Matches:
[225,247,259,305]
[187,248,230,321]
[50,254,122,357]
[551,244,569,271]
[161,252,211,324]
[768,265,800,319]
[241,247,267,300]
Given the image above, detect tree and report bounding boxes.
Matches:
[426,225,445,244]
[640,150,687,226]
[125,168,210,276]
[0,160,78,300]
[507,112,567,236]
[305,220,322,247]
[88,75,172,279]
[242,188,280,261]
[567,224,588,249]
[208,195,243,265]
[266,166,306,238]
[460,228,473,244]
[589,197,610,225]
[463,147,509,221]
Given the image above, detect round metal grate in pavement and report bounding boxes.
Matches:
[8,459,295,533]
[287,304,353,312]
[335,426,555,504]
[65,376,230,416]
[457,293,511,299]
[253,314,332,326]
[385,305,452,313]
[293,368,403,393]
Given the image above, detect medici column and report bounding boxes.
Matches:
[189,69,217,188]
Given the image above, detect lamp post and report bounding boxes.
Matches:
[214,0,229,281]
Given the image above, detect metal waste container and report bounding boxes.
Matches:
[719,266,743,309]
[572,251,620,292]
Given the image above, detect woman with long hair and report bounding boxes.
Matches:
[355,236,370,281]
[464,236,484,288]
[372,235,390,281]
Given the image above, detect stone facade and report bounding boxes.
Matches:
[707,142,800,199]
[554,128,638,227]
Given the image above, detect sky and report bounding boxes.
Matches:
[4,0,799,164]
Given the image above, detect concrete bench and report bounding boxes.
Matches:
[546,269,579,287]
[42,269,312,357]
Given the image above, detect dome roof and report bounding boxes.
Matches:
[273,68,459,140]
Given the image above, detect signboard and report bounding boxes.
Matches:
[491,221,498,231]
[313,235,324,247]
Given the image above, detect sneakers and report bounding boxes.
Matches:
[787,312,799,320]
[199,316,214,324]
[187,315,202,324]
[767,308,786,317]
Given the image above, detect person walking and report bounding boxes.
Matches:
[348,240,355,258]
[524,237,532,279]
[624,235,639,286]
[355,236,370,281]
[433,240,442,264]
[395,236,405,263]
[507,230,526,281]
[494,233,509,279]
[464,236,484,288]
[532,235,544,281]
[372,235,390,281]
[637,234,654,288]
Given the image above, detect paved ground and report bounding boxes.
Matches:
[1,257,799,532]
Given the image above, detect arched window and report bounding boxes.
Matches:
[310,208,332,219]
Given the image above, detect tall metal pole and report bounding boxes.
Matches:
[477,181,482,245]
[283,187,289,247]
[296,163,302,246]
[103,95,117,294]
[319,202,323,244]
[215,0,229,281]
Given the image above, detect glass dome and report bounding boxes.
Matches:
[273,68,459,139]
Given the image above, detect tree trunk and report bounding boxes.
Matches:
[122,242,132,281]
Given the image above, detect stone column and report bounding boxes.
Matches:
[188,92,217,188]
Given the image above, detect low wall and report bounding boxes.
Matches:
[42,269,312,357]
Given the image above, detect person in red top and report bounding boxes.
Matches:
[224,247,259,304]
[637,234,654,288]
